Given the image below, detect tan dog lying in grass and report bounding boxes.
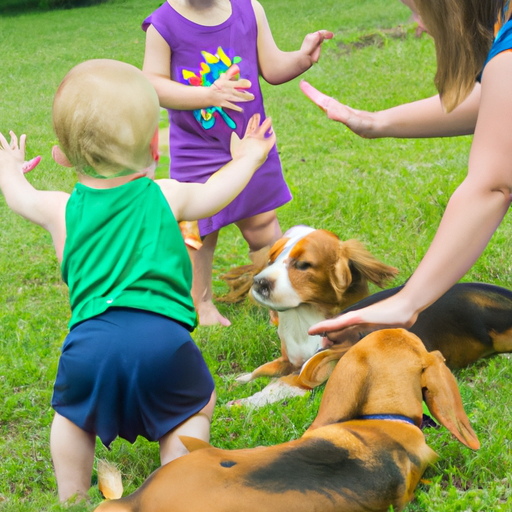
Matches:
[231,225,397,406]
[94,329,479,512]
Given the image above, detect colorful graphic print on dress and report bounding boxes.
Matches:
[181,46,242,130]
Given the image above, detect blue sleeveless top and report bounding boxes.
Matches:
[480,5,512,78]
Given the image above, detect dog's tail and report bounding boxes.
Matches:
[94,461,132,512]
[97,460,123,500]
[217,246,270,303]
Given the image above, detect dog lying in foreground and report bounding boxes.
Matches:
[233,226,397,405]
[94,329,479,512]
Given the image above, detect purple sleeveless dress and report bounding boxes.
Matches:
[142,0,292,236]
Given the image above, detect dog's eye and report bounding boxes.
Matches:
[295,260,312,271]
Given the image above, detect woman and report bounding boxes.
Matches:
[303,0,512,336]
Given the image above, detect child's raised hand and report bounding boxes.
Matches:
[300,30,333,64]
[300,81,378,138]
[211,64,255,112]
[0,131,25,170]
[231,114,276,165]
[0,131,42,174]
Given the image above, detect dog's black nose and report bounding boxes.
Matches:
[253,276,273,298]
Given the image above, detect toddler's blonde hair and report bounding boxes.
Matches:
[53,59,159,177]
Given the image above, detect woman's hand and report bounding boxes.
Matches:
[308,293,419,337]
[300,81,380,138]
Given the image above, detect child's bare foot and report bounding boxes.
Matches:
[196,300,231,327]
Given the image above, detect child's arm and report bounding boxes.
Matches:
[0,132,69,260]
[300,80,480,139]
[143,25,255,112]
[252,0,333,85]
[157,114,275,221]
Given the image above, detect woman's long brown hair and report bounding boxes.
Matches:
[415,0,508,112]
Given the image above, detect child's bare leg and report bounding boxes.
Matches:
[158,391,216,465]
[236,210,282,256]
[190,231,231,327]
[50,412,96,502]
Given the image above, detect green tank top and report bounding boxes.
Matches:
[61,178,197,329]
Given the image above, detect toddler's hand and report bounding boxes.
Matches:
[0,131,28,172]
[211,64,255,112]
[232,114,276,165]
[0,132,41,174]
[300,81,378,138]
[300,30,333,64]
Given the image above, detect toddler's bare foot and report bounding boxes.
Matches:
[196,300,231,327]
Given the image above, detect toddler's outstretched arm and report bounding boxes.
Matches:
[0,131,69,259]
[157,114,275,222]
[253,0,333,85]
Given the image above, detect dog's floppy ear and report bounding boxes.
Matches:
[268,236,289,263]
[298,345,352,388]
[179,436,212,452]
[421,351,480,450]
[306,351,370,431]
[336,239,398,289]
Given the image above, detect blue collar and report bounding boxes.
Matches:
[358,414,417,426]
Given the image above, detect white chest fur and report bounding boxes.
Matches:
[277,304,327,367]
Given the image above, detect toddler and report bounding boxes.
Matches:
[142,0,333,326]
[0,58,275,502]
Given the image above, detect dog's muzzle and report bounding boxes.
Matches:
[252,276,273,300]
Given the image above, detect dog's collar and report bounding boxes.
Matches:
[358,414,417,426]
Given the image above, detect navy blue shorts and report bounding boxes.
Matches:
[51,308,214,447]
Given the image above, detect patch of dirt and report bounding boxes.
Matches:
[337,26,409,55]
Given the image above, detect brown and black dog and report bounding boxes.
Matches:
[296,282,512,390]
[94,329,479,512]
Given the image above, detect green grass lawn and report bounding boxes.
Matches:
[1,0,512,510]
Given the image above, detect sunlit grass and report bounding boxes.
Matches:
[1,0,511,510]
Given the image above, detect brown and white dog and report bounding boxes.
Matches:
[233,226,397,404]
[94,329,479,512]
[235,226,512,407]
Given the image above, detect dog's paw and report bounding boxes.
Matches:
[235,373,254,383]
[227,380,309,408]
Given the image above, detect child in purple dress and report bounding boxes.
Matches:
[142,0,333,326]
